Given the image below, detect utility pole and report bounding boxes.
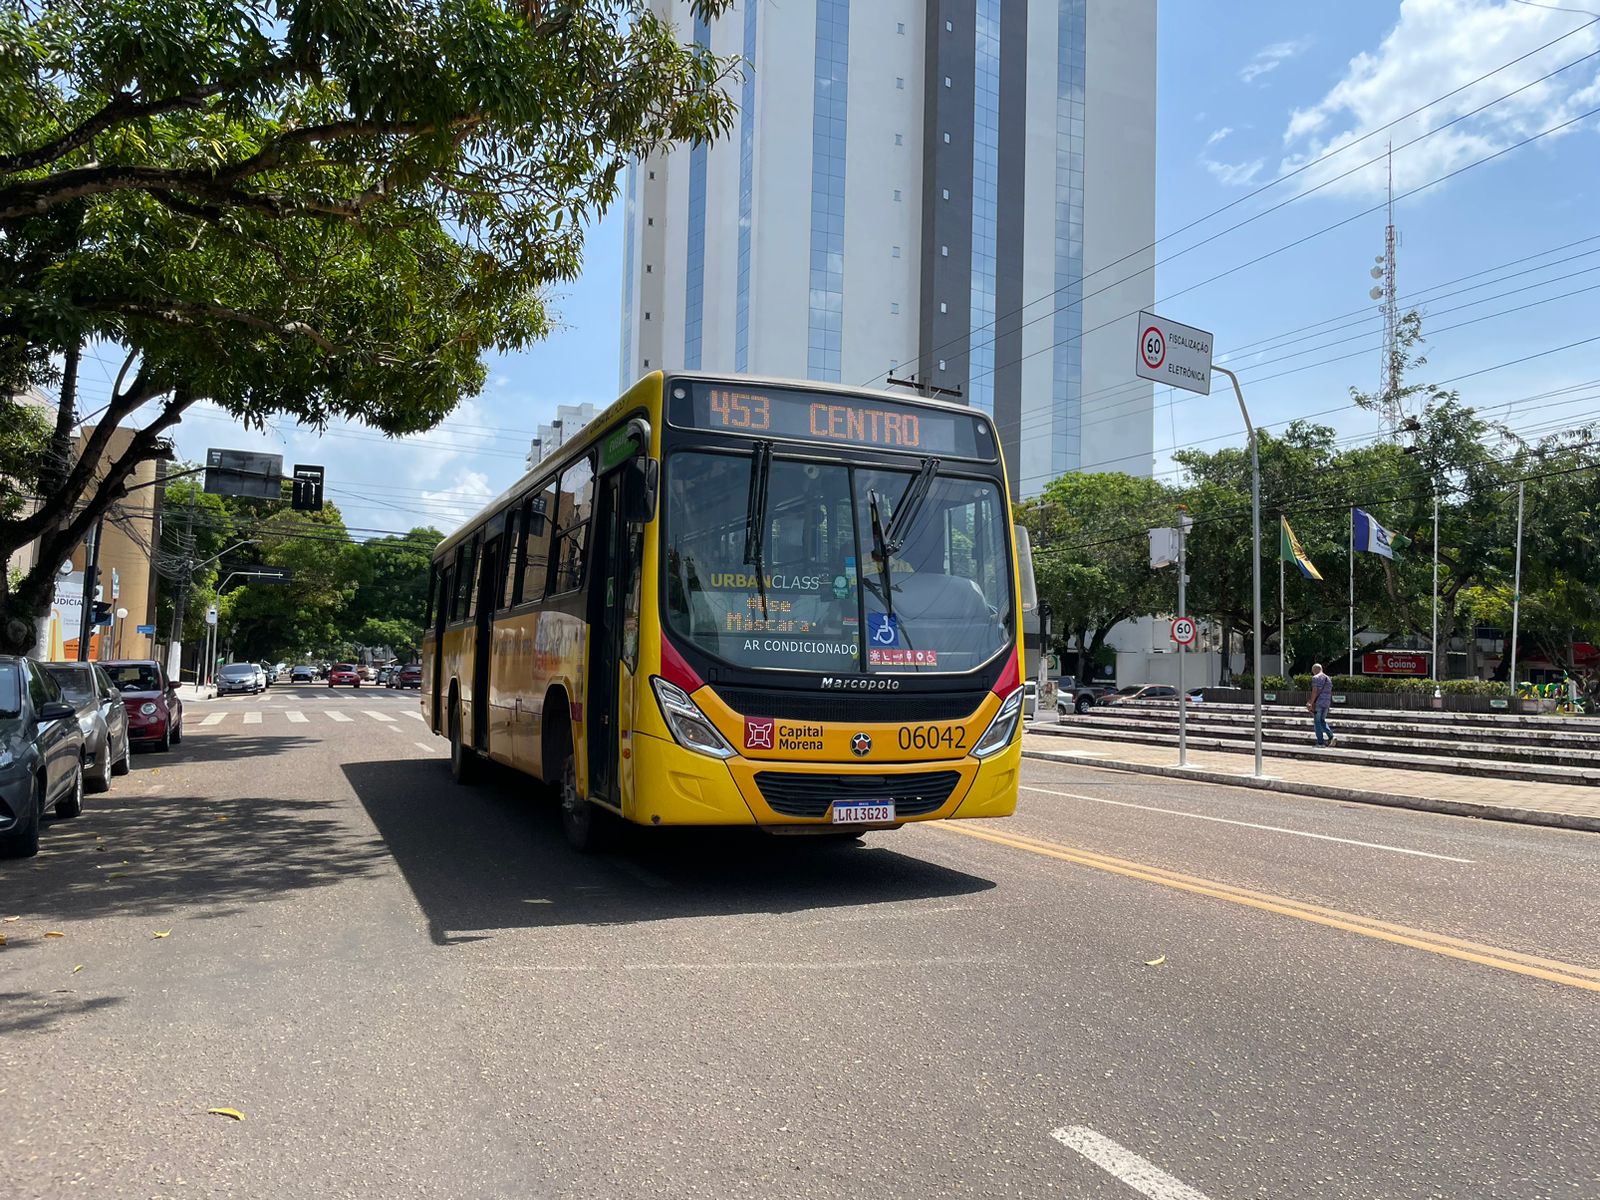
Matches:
[167,492,196,681]
[1509,481,1525,693]
[76,514,103,662]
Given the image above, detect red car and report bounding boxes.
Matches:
[327,663,362,688]
[101,659,184,751]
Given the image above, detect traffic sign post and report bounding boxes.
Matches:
[1137,312,1262,777]
[1175,512,1193,767]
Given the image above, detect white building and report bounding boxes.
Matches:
[619,0,1157,496]
[526,402,599,471]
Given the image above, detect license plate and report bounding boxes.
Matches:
[832,801,895,824]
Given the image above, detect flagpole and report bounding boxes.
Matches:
[1431,493,1440,682]
[1279,528,1286,681]
[1348,506,1355,675]
[1509,480,1525,691]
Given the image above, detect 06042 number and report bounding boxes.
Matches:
[897,724,967,751]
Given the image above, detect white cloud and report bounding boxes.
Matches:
[422,470,493,510]
[1205,125,1234,147]
[1279,0,1600,199]
[1240,37,1312,84]
[1204,157,1265,186]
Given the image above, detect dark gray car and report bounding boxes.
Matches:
[217,662,264,695]
[44,662,131,793]
[0,656,87,858]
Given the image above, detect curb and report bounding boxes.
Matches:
[1021,748,1600,835]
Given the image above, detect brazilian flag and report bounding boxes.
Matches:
[1281,517,1323,581]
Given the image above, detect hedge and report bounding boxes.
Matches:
[1234,675,1511,697]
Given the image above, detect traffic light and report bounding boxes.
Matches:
[91,601,113,626]
[291,464,325,512]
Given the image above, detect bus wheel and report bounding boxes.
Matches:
[556,739,614,854]
[449,695,478,785]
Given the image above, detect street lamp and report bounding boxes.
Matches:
[114,607,129,657]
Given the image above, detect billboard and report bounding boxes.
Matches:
[1362,650,1430,677]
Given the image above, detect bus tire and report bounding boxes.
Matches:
[449,691,479,785]
[549,718,614,854]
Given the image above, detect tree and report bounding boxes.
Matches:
[0,0,736,651]
[1022,472,1176,682]
[345,527,443,647]
[225,504,361,660]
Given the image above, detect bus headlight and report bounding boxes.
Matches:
[651,677,736,759]
[971,687,1024,758]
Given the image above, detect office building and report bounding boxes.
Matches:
[619,0,1157,494]
[526,403,599,471]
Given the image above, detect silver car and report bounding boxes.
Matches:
[43,662,130,793]
[217,663,264,695]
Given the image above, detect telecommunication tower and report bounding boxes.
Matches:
[1369,143,1401,438]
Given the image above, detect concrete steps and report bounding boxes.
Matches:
[1029,698,1600,786]
[1061,709,1600,768]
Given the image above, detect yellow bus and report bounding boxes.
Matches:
[421,372,1031,850]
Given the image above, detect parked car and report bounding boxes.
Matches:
[101,659,184,751]
[256,663,274,689]
[376,666,394,686]
[358,665,377,683]
[218,662,264,695]
[1056,676,1118,715]
[1102,684,1179,706]
[396,663,422,690]
[0,655,88,857]
[1023,680,1038,720]
[43,662,130,792]
[328,663,361,688]
[290,664,316,684]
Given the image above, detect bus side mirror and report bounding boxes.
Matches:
[1014,524,1037,613]
[624,457,659,524]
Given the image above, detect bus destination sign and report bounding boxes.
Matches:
[672,382,995,460]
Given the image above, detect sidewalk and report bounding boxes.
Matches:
[1021,730,1600,834]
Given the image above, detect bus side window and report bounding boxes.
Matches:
[501,509,522,610]
[551,455,595,594]
[454,538,478,622]
[521,483,557,601]
[424,563,436,631]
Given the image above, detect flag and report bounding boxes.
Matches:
[1280,517,1323,580]
[1352,507,1406,559]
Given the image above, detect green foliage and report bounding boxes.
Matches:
[1236,673,1510,697]
[0,396,50,520]
[0,0,737,649]
[1021,471,1177,679]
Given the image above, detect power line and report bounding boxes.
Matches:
[865,22,1600,389]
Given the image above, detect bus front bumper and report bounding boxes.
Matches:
[626,732,1020,827]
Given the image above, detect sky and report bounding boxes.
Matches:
[98,0,1600,538]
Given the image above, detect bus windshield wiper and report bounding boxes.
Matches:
[743,440,774,620]
[884,457,940,557]
[867,488,896,624]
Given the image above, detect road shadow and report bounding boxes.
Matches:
[0,990,126,1038]
[142,732,320,768]
[344,759,996,944]
[3,779,388,923]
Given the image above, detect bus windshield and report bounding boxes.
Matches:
[664,450,1012,675]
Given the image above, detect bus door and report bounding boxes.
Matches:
[472,532,502,752]
[430,563,449,732]
[585,472,627,803]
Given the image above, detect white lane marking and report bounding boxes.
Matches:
[1051,1127,1212,1200]
[286,710,308,723]
[364,710,396,723]
[326,710,351,722]
[404,711,425,722]
[243,710,262,726]
[414,741,440,754]
[199,712,226,727]
[1021,785,1474,864]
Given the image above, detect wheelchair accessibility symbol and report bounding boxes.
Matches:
[867,612,899,647]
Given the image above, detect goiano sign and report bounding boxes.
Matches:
[1135,311,1214,396]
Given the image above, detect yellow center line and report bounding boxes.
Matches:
[933,822,1600,995]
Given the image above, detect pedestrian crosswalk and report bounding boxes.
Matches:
[189,707,432,731]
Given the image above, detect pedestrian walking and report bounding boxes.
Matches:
[1308,662,1335,747]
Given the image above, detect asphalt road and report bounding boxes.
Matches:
[3,687,1597,1199]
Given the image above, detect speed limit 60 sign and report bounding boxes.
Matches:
[1136,311,1213,395]
[1171,617,1197,646]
